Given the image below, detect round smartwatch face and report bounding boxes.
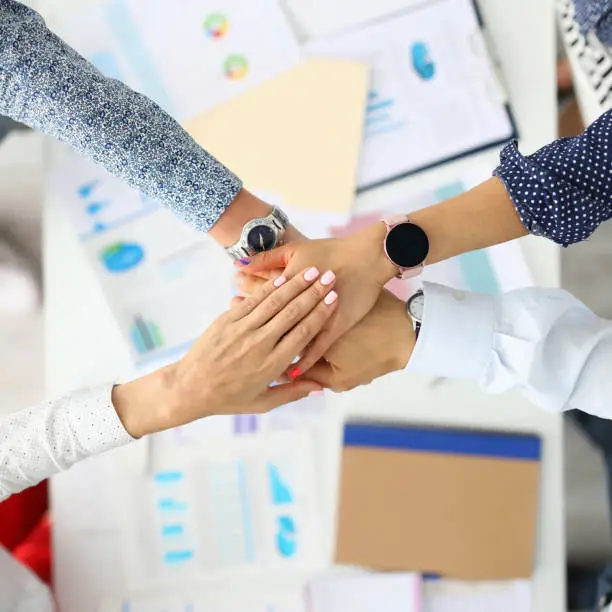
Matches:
[386,223,429,268]
[247,225,277,253]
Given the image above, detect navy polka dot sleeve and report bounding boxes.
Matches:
[494,109,612,246]
[0,0,242,232]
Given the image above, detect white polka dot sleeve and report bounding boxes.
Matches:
[0,384,134,501]
[494,108,612,246]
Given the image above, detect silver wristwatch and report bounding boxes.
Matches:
[225,207,289,260]
[406,289,424,340]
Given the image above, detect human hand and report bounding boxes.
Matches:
[305,290,415,392]
[235,222,398,376]
[112,267,338,437]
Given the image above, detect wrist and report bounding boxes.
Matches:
[354,222,398,285]
[111,365,178,438]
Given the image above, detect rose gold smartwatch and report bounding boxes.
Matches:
[382,215,429,279]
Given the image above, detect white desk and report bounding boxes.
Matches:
[46,0,562,610]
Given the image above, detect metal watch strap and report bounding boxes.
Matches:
[225,207,289,260]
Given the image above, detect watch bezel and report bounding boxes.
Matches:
[385,222,429,270]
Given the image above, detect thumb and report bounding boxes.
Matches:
[238,244,291,273]
[301,362,336,388]
[260,380,323,411]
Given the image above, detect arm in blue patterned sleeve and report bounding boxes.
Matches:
[0,0,242,232]
[494,109,612,246]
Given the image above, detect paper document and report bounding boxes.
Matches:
[100,587,305,612]
[118,430,324,589]
[309,572,422,612]
[51,0,300,121]
[424,579,531,612]
[306,0,515,189]
[47,156,233,368]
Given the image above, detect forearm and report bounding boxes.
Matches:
[0,384,133,501]
[410,176,527,265]
[0,0,241,232]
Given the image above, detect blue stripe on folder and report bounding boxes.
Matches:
[344,423,541,461]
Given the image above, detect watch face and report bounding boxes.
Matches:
[247,224,277,253]
[408,292,425,322]
[386,223,429,268]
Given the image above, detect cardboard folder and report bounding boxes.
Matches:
[184,58,369,217]
[336,422,541,580]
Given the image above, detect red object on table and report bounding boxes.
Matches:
[0,480,52,585]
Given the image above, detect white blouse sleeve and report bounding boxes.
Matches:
[407,282,612,418]
[0,384,133,501]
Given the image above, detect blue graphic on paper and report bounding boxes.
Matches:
[77,181,99,200]
[268,464,294,505]
[411,41,435,80]
[100,241,144,273]
[276,515,297,557]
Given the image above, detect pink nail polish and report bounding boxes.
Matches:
[273,275,287,287]
[289,366,302,380]
[324,290,338,305]
[320,270,335,286]
[304,267,320,282]
[308,390,324,397]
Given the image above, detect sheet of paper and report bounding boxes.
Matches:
[309,572,422,612]
[306,0,514,189]
[47,156,233,368]
[285,0,426,38]
[51,0,301,120]
[118,430,325,590]
[424,579,531,612]
[100,588,305,612]
[184,59,369,220]
[330,164,532,302]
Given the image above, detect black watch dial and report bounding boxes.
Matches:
[386,222,429,268]
[247,225,277,253]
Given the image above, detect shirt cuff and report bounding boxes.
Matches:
[406,282,496,381]
[62,384,135,458]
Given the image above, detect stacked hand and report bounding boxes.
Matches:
[113,267,339,438]
[235,223,417,391]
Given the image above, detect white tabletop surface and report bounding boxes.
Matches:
[45,0,562,610]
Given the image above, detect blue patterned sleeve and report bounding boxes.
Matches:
[0,0,242,232]
[494,109,612,246]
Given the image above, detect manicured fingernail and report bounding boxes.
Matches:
[304,267,319,282]
[308,390,324,397]
[324,290,338,305]
[273,275,287,287]
[234,258,250,267]
[289,366,302,379]
[320,270,335,286]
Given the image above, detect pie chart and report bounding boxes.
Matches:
[204,13,229,39]
[224,54,249,80]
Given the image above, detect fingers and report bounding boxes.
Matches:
[246,267,336,330]
[272,287,339,366]
[234,270,273,297]
[234,244,291,273]
[229,272,285,321]
[305,361,360,393]
[258,380,323,412]
[286,317,343,379]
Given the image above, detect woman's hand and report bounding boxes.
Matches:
[113,267,338,437]
[235,222,398,376]
[305,290,415,392]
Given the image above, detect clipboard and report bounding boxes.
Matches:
[305,0,518,190]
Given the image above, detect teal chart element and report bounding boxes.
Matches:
[276,516,297,557]
[130,315,164,354]
[99,242,144,273]
[268,464,294,505]
[411,41,435,80]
